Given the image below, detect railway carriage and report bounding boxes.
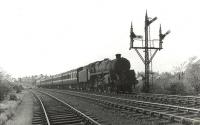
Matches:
[61,70,78,89]
[35,79,41,87]
[38,77,52,88]
[52,74,62,88]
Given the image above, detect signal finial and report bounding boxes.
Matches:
[159,24,162,39]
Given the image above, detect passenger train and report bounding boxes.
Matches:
[36,54,138,93]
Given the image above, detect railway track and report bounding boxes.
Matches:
[31,90,101,125]
[61,89,200,108]
[117,93,200,108]
[41,89,200,125]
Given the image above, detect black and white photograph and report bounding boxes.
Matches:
[0,0,200,125]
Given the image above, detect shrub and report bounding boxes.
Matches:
[165,81,186,95]
[9,94,17,101]
[13,85,23,93]
[0,83,10,101]
[151,84,166,94]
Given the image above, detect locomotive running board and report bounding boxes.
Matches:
[90,71,109,76]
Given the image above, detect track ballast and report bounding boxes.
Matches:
[41,88,200,125]
[31,90,101,125]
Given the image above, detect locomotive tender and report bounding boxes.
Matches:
[37,54,138,93]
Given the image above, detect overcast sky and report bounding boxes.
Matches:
[0,0,199,78]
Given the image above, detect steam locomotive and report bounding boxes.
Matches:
[36,54,138,93]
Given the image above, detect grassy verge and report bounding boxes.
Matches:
[0,91,24,125]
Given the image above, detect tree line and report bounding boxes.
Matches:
[136,56,200,95]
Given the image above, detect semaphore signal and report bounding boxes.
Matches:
[129,10,170,93]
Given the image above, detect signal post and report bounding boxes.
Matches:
[129,11,170,93]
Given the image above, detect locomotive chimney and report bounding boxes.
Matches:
[116,54,121,59]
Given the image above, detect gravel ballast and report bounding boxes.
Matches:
[44,90,160,125]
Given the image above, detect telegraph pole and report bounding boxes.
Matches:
[130,11,170,93]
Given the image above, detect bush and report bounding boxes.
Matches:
[9,94,17,101]
[13,85,23,93]
[0,83,10,101]
[151,84,167,94]
[165,81,186,95]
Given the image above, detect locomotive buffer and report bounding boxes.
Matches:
[129,11,170,93]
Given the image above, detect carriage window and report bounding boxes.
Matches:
[67,74,69,79]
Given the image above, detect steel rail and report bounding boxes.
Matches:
[31,91,51,125]
[43,89,200,125]
[44,88,200,102]
[56,89,200,114]
[139,92,200,100]
[37,90,102,125]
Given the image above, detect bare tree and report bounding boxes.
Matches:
[184,56,200,93]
